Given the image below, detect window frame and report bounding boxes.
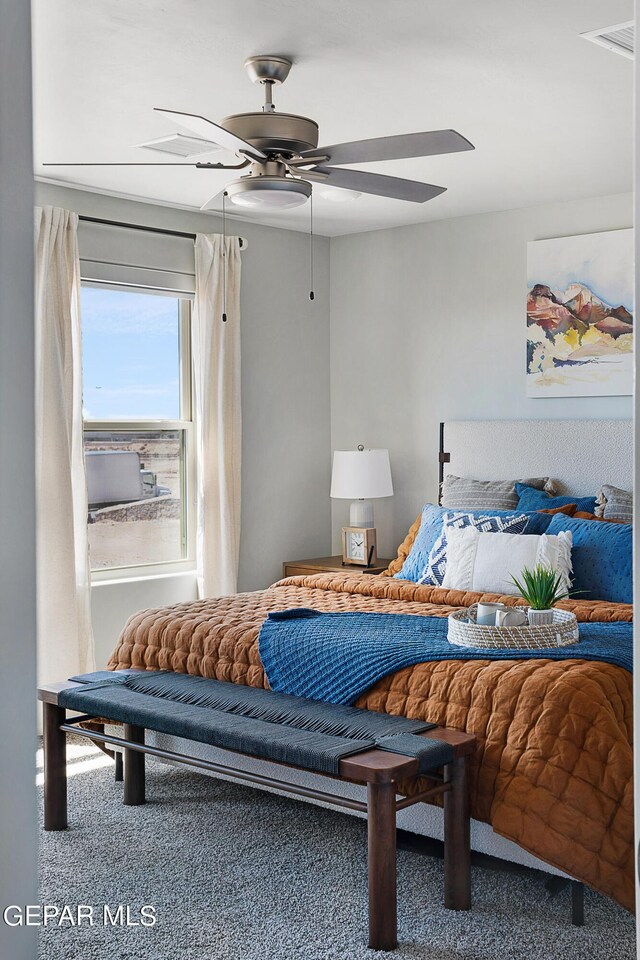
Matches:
[81,285,197,582]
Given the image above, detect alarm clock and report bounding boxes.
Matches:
[341,526,377,566]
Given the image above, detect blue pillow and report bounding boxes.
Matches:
[545,514,632,604]
[395,504,544,583]
[520,511,557,535]
[515,482,597,515]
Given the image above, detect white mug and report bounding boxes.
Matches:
[476,602,505,626]
[495,608,528,628]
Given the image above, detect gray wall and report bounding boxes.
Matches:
[35,182,331,665]
[0,1,37,957]
[330,192,633,558]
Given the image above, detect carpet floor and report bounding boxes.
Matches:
[39,738,635,960]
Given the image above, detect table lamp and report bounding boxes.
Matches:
[330,446,393,566]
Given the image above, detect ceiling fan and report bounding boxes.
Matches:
[45,55,475,212]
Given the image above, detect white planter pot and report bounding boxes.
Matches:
[527,608,554,626]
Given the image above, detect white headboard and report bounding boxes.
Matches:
[441,420,633,496]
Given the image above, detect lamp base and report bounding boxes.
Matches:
[349,500,374,528]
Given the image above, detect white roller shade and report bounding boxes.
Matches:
[78,219,196,295]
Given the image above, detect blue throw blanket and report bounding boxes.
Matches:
[258,609,633,705]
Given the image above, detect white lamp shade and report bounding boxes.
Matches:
[330,449,393,500]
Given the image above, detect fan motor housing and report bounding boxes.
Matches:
[221,112,319,156]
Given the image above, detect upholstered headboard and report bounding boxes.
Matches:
[440,420,633,497]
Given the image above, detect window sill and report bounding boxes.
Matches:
[91,566,197,587]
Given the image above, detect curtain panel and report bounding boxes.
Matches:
[193,234,242,597]
[34,206,94,684]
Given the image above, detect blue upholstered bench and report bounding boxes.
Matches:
[39,670,475,951]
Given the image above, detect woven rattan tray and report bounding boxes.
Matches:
[447,604,579,650]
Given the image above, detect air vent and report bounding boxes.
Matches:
[581,20,634,59]
[136,133,222,158]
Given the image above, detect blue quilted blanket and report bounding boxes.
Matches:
[258,608,633,705]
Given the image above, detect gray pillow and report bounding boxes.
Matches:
[440,475,558,511]
[596,484,633,523]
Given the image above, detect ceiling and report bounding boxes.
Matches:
[32,0,633,237]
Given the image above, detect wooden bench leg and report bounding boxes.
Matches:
[571,881,584,926]
[123,724,145,806]
[367,781,398,951]
[43,702,67,831]
[444,757,471,910]
[114,751,123,782]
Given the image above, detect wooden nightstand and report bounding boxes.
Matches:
[282,555,393,578]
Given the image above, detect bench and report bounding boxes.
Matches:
[39,671,476,952]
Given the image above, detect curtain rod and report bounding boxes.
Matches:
[78,215,247,248]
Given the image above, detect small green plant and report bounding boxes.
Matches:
[509,564,569,610]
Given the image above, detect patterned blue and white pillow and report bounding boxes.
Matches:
[418,511,529,586]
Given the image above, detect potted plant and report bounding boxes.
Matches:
[509,564,569,626]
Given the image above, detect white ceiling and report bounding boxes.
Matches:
[32,0,633,237]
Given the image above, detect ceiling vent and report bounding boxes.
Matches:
[581,20,634,59]
[136,133,222,158]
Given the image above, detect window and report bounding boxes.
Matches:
[81,284,194,575]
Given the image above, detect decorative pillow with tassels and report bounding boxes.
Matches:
[440,528,573,596]
[418,511,529,587]
[595,485,633,524]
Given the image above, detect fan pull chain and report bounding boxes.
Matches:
[309,189,315,302]
[222,191,228,322]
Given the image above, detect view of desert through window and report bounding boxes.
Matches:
[85,431,184,569]
[81,285,188,570]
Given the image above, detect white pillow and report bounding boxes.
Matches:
[441,527,573,596]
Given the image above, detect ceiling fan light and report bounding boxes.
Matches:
[229,188,307,209]
[319,187,362,203]
[225,176,311,209]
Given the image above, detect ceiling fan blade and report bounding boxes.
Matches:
[305,166,446,203]
[42,161,199,166]
[301,130,474,166]
[154,108,267,162]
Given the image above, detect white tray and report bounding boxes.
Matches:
[447,605,579,650]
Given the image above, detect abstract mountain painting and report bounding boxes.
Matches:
[526,229,633,398]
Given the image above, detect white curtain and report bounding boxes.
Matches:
[35,206,95,684]
[193,234,242,597]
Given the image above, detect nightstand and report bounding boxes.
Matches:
[282,555,393,578]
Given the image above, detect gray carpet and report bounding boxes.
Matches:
[39,738,635,960]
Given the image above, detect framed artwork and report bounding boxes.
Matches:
[526,228,633,398]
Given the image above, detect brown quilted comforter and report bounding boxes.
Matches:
[108,572,634,911]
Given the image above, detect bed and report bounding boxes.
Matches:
[107,418,634,912]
